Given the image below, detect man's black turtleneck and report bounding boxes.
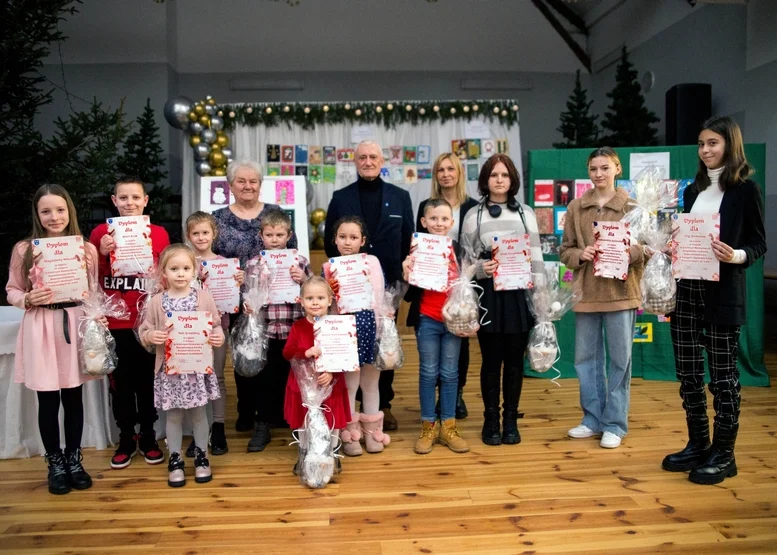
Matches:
[357,175,383,242]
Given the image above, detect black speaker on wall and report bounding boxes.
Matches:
[665,83,712,145]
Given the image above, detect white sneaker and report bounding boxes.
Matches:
[600,431,622,449]
[568,425,599,439]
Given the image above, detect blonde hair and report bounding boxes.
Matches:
[430,152,467,206]
[300,275,333,299]
[260,209,292,233]
[158,243,197,285]
[185,211,218,241]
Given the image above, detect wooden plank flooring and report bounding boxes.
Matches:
[1,340,776,554]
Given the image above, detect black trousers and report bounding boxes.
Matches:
[671,279,741,436]
[109,329,158,435]
[256,338,290,424]
[477,331,529,414]
[37,386,83,454]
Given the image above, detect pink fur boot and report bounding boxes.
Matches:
[360,411,391,453]
[340,414,363,457]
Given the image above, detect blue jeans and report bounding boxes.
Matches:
[416,315,462,422]
[574,310,636,438]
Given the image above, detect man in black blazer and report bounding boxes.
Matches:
[324,140,414,430]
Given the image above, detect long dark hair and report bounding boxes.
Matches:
[477,154,521,200]
[331,215,369,244]
[694,116,753,193]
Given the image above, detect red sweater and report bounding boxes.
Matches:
[419,251,459,323]
[283,317,315,360]
[90,222,170,329]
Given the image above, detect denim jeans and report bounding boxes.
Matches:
[574,310,636,438]
[416,315,461,422]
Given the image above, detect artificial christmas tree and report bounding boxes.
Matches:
[554,70,599,149]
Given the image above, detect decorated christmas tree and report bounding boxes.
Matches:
[600,47,659,147]
[554,70,599,149]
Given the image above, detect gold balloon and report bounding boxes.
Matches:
[188,111,198,122]
[194,103,206,116]
[310,208,326,226]
[199,114,210,126]
[215,134,229,147]
[209,150,226,167]
[207,97,217,106]
[189,135,201,147]
[212,167,227,176]
[313,236,325,250]
[210,143,221,152]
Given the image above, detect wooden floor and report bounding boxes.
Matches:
[1,342,776,554]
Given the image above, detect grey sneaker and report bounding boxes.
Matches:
[247,421,271,452]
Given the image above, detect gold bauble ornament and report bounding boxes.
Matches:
[207,97,217,106]
[309,208,327,226]
[194,104,206,116]
[189,135,201,147]
[215,133,229,147]
[209,150,226,167]
[212,167,227,176]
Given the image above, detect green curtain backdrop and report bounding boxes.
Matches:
[524,144,768,387]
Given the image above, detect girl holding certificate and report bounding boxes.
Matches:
[460,154,544,447]
[323,216,388,456]
[663,116,766,485]
[6,184,100,495]
[559,147,644,450]
[138,244,224,487]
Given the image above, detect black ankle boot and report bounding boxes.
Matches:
[64,448,92,490]
[662,419,711,472]
[481,411,501,446]
[689,432,737,485]
[455,389,468,420]
[45,451,70,495]
[209,422,228,455]
[502,410,521,445]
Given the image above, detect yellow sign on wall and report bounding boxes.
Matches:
[634,322,653,343]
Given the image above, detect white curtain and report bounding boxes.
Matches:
[182,118,522,225]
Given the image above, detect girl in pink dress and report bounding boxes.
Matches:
[5,185,100,495]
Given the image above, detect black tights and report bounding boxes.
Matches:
[37,386,84,454]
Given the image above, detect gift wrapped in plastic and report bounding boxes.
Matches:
[230,271,269,378]
[375,282,408,371]
[133,267,161,353]
[640,229,676,315]
[290,359,337,489]
[526,269,581,374]
[79,286,129,376]
[442,252,484,337]
[621,166,678,242]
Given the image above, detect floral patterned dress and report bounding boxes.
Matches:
[153,290,221,411]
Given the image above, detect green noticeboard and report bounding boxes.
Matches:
[524,144,768,387]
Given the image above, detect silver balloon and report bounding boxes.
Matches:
[196,161,212,176]
[210,116,224,132]
[306,181,314,206]
[204,104,216,116]
[194,143,211,161]
[189,121,204,135]
[317,221,325,239]
[201,129,217,144]
[308,225,317,244]
[221,147,233,159]
[163,96,193,130]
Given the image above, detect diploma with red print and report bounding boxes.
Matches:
[408,232,453,292]
[313,315,359,372]
[492,233,533,290]
[593,221,631,281]
[671,213,720,281]
[325,254,374,313]
[164,311,214,375]
[107,215,154,276]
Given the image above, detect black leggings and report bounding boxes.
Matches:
[477,331,530,414]
[37,386,84,454]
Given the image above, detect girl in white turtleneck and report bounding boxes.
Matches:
[663,116,766,487]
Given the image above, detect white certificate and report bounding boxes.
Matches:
[313,315,360,373]
[325,254,373,313]
[629,152,671,180]
[672,213,721,281]
[261,249,300,305]
[492,234,533,290]
[108,216,154,276]
[164,311,214,375]
[592,221,631,281]
[30,235,89,304]
[201,258,240,314]
[408,233,453,292]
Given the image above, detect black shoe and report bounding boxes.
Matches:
[247,421,271,452]
[455,389,468,420]
[185,438,197,458]
[689,434,737,485]
[64,448,92,490]
[502,411,521,445]
[45,451,71,495]
[662,419,711,472]
[235,416,254,432]
[110,433,137,469]
[481,411,501,446]
[209,422,228,455]
[138,430,165,465]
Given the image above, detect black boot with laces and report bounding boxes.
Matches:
[45,451,70,495]
[65,448,92,490]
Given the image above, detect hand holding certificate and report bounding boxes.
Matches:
[492,233,533,290]
[201,258,241,313]
[164,311,214,374]
[313,315,360,372]
[325,254,373,313]
[407,232,453,292]
[30,236,89,303]
[108,216,154,276]
[261,249,301,304]
[671,213,721,281]
[592,221,631,281]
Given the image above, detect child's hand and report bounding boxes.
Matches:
[209,332,225,348]
[27,287,54,307]
[317,371,333,386]
[482,259,498,277]
[234,269,245,287]
[99,232,116,256]
[147,330,168,345]
[579,245,598,263]
[305,346,322,359]
[401,255,414,282]
[289,265,304,284]
[97,315,109,327]
[243,302,254,315]
[327,278,339,296]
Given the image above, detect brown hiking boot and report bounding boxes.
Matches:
[414,421,439,454]
[439,419,469,453]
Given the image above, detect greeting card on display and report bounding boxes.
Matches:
[201,258,240,314]
[482,139,496,156]
[325,254,374,313]
[323,166,336,184]
[281,145,294,163]
[417,145,431,164]
[108,215,154,276]
[294,145,308,164]
[323,146,336,165]
[209,181,230,206]
[592,221,631,281]
[418,168,432,180]
[554,207,568,235]
[492,234,533,290]
[404,165,418,184]
[535,208,554,235]
[313,315,360,373]
[533,180,554,207]
[617,179,636,198]
[555,180,574,206]
[336,148,355,163]
[164,311,214,375]
[294,165,308,177]
[671,213,721,281]
[403,146,417,164]
[382,148,391,161]
[309,166,322,184]
[540,234,559,256]
[283,209,296,233]
[559,263,573,288]
[275,179,295,204]
[30,236,89,303]
[266,144,280,163]
[261,249,300,305]
[467,163,479,181]
[379,167,390,179]
[408,233,453,292]
[309,146,322,165]
[452,140,468,160]
[390,166,404,184]
[338,165,356,184]
[496,139,509,154]
[467,139,481,159]
[266,164,280,177]
[389,146,402,165]
[281,164,294,176]
[677,179,693,208]
[575,179,594,198]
